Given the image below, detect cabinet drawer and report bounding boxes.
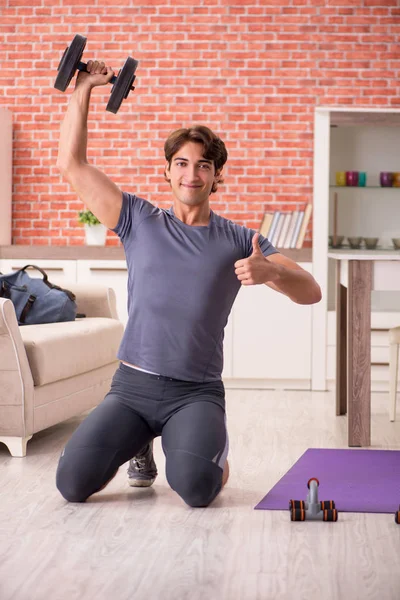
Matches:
[327,310,400,347]
[326,345,392,382]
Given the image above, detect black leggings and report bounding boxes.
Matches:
[56,363,229,507]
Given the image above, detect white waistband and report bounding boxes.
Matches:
[122,362,160,376]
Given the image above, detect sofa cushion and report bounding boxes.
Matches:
[19,318,124,387]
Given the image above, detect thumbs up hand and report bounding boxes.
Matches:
[234,233,278,286]
[250,232,263,257]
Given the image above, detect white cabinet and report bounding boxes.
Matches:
[229,262,312,385]
[221,313,233,379]
[76,260,128,324]
[312,107,400,390]
[0,259,77,286]
[326,309,400,391]
[329,126,400,249]
[0,255,313,386]
[0,109,12,246]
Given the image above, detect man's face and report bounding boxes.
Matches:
[165,141,219,206]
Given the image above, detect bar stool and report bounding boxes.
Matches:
[389,325,400,421]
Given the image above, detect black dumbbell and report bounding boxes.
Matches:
[54,35,138,114]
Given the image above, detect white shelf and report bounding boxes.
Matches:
[328,249,400,260]
[312,106,400,391]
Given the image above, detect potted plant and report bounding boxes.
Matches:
[78,210,107,246]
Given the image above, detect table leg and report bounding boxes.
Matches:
[347,260,372,447]
[336,261,347,416]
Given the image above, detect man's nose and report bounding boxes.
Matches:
[187,165,200,181]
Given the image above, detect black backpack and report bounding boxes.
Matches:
[0,264,77,325]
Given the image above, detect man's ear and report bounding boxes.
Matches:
[164,162,171,183]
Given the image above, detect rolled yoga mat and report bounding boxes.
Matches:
[255,448,400,513]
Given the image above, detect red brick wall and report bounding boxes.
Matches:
[2,0,400,246]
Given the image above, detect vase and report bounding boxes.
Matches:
[84,223,107,246]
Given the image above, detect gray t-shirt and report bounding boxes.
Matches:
[112,192,278,382]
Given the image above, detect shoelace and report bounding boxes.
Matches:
[133,456,147,472]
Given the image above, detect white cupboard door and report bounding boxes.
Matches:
[77,260,128,324]
[231,263,312,380]
[222,313,233,379]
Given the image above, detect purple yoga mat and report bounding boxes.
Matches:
[255,448,400,513]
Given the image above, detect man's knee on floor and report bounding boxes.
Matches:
[56,471,89,502]
[56,451,102,503]
[56,460,94,502]
[166,451,223,508]
[177,477,222,508]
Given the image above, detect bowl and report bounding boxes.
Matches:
[347,236,363,249]
[392,238,400,250]
[329,235,344,248]
[363,237,379,250]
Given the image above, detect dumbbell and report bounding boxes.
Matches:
[54,34,138,114]
[289,478,338,522]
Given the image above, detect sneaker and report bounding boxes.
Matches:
[127,440,158,487]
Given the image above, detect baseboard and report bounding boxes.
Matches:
[326,379,393,393]
[223,378,312,390]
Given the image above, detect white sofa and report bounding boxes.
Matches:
[0,284,124,456]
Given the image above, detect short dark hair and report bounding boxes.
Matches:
[164,125,228,194]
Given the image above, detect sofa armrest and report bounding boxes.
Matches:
[0,297,15,337]
[0,298,34,436]
[63,284,119,320]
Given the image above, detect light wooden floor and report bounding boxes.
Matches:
[1,388,400,600]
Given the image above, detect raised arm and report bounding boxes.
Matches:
[56,61,123,229]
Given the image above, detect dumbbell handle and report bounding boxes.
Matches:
[77,61,118,85]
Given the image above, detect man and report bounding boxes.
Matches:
[55,60,322,507]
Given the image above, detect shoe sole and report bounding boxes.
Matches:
[128,478,156,488]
